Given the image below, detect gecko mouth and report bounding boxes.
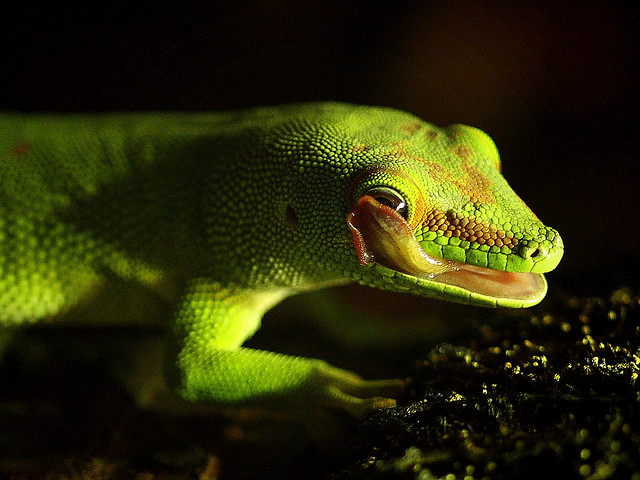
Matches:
[347,195,547,303]
[411,256,546,302]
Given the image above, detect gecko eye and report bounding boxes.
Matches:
[363,187,409,220]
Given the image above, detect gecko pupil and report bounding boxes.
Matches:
[376,196,408,218]
[365,187,409,220]
[375,196,395,208]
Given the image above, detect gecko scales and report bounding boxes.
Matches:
[0,102,563,415]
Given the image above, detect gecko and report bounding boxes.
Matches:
[0,102,563,416]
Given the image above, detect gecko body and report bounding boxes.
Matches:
[0,103,563,414]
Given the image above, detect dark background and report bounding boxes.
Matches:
[3,1,639,281]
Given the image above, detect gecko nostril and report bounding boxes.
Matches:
[520,244,545,260]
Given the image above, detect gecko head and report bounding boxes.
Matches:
[342,115,564,308]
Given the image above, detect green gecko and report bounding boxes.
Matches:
[0,102,563,416]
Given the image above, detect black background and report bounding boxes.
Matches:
[3,1,639,280]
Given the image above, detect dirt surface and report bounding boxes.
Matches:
[332,268,640,479]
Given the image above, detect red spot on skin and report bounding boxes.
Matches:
[398,121,422,135]
[9,141,31,158]
[351,144,371,153]
[452,144,472,160]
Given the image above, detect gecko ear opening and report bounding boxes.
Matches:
[284,205,299,229]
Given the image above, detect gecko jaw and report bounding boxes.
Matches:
[415,258,547,302]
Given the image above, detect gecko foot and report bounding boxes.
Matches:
[309,362,406,417]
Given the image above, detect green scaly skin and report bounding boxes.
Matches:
[0,103,563,415]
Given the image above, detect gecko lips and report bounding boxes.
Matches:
[346,195,546,302]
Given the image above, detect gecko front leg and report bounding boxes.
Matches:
[164,279,405,415]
